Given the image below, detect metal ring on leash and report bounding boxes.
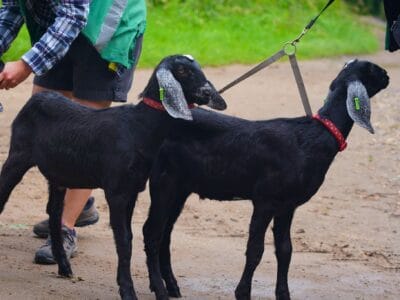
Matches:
[283,42,297,56]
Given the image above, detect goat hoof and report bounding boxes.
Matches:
[122,295,137,300]
[235,295,250,300]
[58,272,73,278]
[276,291,291,300]
[58,266,73,278]
[234,287,251,300]
[120,290,137,300]
[149,283,170,299]
[167,286,181,298]
[156,294,169,300]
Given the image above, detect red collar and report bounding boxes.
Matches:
[142,97,195,111]
[312,114,347,151]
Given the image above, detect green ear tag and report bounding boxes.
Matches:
[159,88,165,101]
[354,97,360,110]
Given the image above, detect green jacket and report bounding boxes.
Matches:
[19,0,146,68]
[83,0,146,68]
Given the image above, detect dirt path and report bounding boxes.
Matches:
[0,50,399,299]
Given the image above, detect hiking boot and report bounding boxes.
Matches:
[33,196,99,238]
[34,225,77,265]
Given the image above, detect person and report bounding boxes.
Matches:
[0,0,146,264]
[383,0,400,52]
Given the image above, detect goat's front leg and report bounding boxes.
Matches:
[48,183,72,277]
[272,210,294,300]
[107,192,137,300]
[235,202,273,300]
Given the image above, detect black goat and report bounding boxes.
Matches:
[143,60,389,300]
[0,55,226,300]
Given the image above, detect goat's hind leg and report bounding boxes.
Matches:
[273,210,294,300]
[48,183,72,277]
[159,190,189,298]
[143,194,172,299]
[0,154,32,214]
[235,201,273,300]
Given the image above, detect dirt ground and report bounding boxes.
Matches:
[0,49,399,300]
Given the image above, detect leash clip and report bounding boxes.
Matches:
[290,27,309,47]
[284,26,310,55]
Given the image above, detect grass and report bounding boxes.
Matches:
[2,0,380,67]
[2,25,30,62]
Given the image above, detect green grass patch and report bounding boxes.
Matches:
[140,0,380,67]
[2,0,380,67]
[2,25,30,62]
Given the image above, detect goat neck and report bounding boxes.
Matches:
[316,87,353,141]
[139,75,166,109]
[138,75,168,114]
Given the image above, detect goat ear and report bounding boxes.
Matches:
[346,80,374,134]
[156,68,193,121]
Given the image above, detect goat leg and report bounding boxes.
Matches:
[158,190,189,298]
[107,192,137,300]
[235,202,273,300]
[48,184,72,277]
[273,210,294,300]
[143,188,172,299]
[159,234,181,298]
[0,154,32,214]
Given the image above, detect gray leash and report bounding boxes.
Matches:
[218,49,286,94]
[288,53,312,116]
[218,0,336,117]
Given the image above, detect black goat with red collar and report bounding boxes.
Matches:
[0,55,226,300]
[143,60,389,300]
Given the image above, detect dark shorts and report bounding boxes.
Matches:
[33,34,143,102]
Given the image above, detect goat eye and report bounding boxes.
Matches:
[177,67,192,77]
[176,68,186,76]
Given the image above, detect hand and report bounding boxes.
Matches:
[0,60,32,90]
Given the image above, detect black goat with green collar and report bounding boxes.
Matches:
[0,55,226,300]
[143,60,389,300]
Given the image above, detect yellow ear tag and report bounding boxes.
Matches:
[354,97,360,111]
[159,88,165,101]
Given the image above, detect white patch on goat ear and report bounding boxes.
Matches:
[183,54,194,61]
[346,81,374,134]
[156,68,193,121]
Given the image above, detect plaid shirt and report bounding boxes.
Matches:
[0,0,89,75]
